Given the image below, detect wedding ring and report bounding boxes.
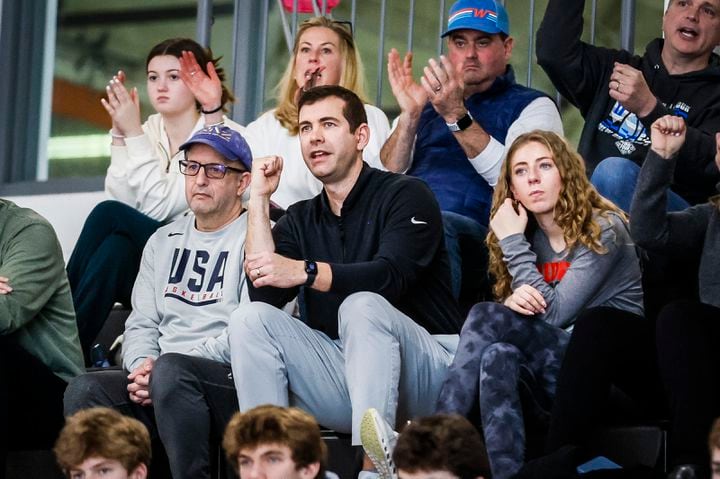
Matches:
[254,268,261,277]
[435,85,442,92]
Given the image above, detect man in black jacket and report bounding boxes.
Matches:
[227,85,462,476]
[537,0,720,211]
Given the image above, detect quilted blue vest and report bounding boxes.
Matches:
[408,66,548,226]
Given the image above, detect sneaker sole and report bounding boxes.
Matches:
[360,409,395,479]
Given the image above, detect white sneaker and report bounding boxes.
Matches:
[360,408,399,479]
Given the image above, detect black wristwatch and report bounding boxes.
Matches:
[446,111,474,132]
[304,260,318,287]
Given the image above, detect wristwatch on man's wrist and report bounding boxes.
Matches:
[446,110,474,132]
[304,260,318,287]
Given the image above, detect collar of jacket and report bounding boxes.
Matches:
[319,161,374,217]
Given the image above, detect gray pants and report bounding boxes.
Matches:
[228,292,458,444]
[63,353,238,479]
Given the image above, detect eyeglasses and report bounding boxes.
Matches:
[332,20,353,37]
[300,18,353,37]
[179,159,246,179]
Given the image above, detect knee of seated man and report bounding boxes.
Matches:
[228,302,284,338]
[590,157,637,188]
[64,372,114,415]
[150,353,200,407]
[338,291,391,336]
[87,200,134,223]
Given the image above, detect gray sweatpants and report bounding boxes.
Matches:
[228,292,458,444]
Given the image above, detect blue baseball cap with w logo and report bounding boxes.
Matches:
[442,0,510,37]
[179,125,253,170]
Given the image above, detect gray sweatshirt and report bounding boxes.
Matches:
[499,212,644,329]
[123,213,249,371]
[630,149,720,309]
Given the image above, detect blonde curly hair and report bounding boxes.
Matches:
[274,17,368,135]
[487,130,625,301]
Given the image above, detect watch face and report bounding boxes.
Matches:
[446,112,472,132]
[306,261,318,274]
[456,112,473,131]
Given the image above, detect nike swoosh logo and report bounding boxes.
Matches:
[167,232,184,237]
[410,216,427,225]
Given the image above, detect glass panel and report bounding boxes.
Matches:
[48,0,234,179]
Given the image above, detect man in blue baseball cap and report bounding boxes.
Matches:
[380,0,563,306]
[65,125,255,479]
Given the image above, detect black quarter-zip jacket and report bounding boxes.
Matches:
[248,162,463,340]
[537,0,720,205]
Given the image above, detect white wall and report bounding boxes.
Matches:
[6,191,106,261]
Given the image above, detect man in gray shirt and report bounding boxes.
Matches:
[64,125,253,479]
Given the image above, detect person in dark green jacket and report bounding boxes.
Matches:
[0,198,83,475]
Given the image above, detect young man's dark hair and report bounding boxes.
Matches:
[393,414,491,478]
[298,85,368,133]
[223,405,326,478]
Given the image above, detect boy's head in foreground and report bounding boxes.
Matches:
[54,407,150,479]
[710,418,720,478]
[223,404,326,479]
[393,414,491,479]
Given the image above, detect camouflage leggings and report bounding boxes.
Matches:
[436,302,570,479]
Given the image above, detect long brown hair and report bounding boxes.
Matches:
[487,130,625,300]
[146,38,235,112]
[274,17,368,135]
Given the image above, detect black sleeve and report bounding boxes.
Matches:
[630,149,710,253]
[329,179,444,302]
[536,0,623,115]
[679,117,720,184]
[247,214,301,307]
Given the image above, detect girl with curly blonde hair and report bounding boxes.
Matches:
[436,130,644,479]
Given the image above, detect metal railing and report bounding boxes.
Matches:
[194,0,639,125]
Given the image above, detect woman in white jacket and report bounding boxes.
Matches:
[183,16,391,209]
[67,38,243,363]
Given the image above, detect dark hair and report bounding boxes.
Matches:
[297,85,367,133]
[393,414,491,478]
[223,405,326,478]
[146,37,235,112]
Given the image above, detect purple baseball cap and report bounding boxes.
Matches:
[179,125,253,171]
[442,0,510,37]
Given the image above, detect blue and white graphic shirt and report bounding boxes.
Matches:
[598,100,691,157]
